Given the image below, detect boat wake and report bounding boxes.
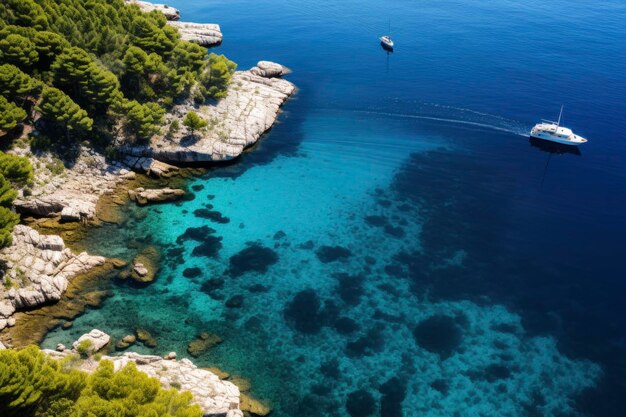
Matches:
[322,101,530,137]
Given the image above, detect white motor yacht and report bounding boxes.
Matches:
[530,106,587,146]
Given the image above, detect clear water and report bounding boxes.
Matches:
[43,0,626,416]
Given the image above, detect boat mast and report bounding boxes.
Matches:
[557,105,563,127]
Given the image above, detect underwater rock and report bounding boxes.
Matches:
[240,393,271,416]
[229,376,251,392]
[226,295,244,308]
[298,240,315,250]
[201,278,225,294]
[193,208,230,223]
[384,225,405,238]
[187,332,223,357]
[315,245,352,263]
[183,267,202,278]
[365,215,388,227]
[334,317,360,334]
[346,325,386,357]
[346,389,376,417]
[334,273,364,306]
[273,230,286,240]
[379,377,407,417]
[136,328,157,348]
[130,246,161,283]
[176,225,217,243]
[413,315,463,359]
[191,237,223,258]
[228,244,278,277]
[283,289,323,334]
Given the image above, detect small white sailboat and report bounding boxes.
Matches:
[530,106,587,146]
[379,35,394,49]
[380,21,394,50]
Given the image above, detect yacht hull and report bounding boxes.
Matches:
[529,134,586,146]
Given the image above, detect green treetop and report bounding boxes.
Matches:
[200,53,236,99]
[0,206,19,248]
[38,87,93,139]
[0,64,41,102]
[0,96,27,132]
[122,99,165,141]
[0,346,203,417]
[0,33,39,68]
[183,111,208,138]
[0,152,34,186]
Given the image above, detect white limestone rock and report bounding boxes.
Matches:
[125,0,180,20]
[128,187,186,205]
[121,65,295,163]
[250,61,291,78]
[13,147,131,220]
[0,340,6,350]
[167,21,223,46]
[0,225,105,316]
[72,329,110,353]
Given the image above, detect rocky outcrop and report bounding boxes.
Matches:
[45,330,243,417]
[121,63,295,163]
[250,61,291,78]
[125,0,180,20]
[167,21,223,47]
[72,328,110,353]
[128,187,186,205]
[122,156,179,177]
[0,225,105,331]
[13,147,135,220]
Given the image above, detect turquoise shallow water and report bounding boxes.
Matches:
[43,0,626,416]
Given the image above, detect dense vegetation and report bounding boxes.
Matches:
[0,0,237,247]
[0,346,202,417]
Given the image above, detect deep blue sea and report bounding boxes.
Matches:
[43,0,626,416]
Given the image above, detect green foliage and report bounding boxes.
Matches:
[0,206,19,248]
[0,348,203,417]
[0,0,48,31]
[0,96,26,131]
[51,47,121,111]
[0,174,17,208]
[75,340,92,359]
[0,33,39,68]
[200,53,236,99]
[0,64,41,102]
[0,346,86,417]
[0,151,33,186]
[122,100,165,141]
[183,112,208,137]
[0,0,236,149]
[73,361,202,417]
[38,87,93,136]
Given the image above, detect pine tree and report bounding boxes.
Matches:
[183,111,208,138]
[0,206,19,248]
[201,53,236,99]
[38,87,93,140]
[123,99,165,141]
[0,97,27,132]
[0,152,34,186]
[0,64,41,103]
[0,34,39,68]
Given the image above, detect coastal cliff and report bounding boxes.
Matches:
[122,62,295,163]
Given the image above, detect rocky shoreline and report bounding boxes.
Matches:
[0,1,291,414]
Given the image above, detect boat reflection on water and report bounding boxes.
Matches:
[529,137,581,156]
